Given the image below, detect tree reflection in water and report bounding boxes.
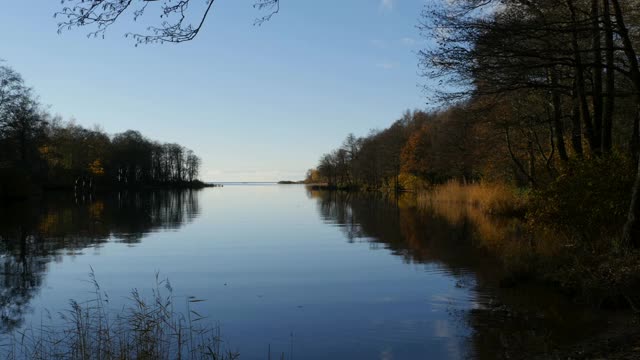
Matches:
[308,189,606,360]
[0,190,200,333]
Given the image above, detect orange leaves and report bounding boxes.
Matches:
[88,159,105,176]
[400,125,431,176]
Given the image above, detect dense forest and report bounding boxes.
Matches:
[308,0,640,244]
[0,64,203,199]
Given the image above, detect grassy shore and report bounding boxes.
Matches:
[417,181,640,309]
[2,180,221,202]
[418,180,528,216]
[416,180,640,357]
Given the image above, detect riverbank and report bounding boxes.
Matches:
[418,180,528,217]
[310,180,640,308]
[544,322,640,360]
[307,183,361,191]
[416,181,640,306]
[1,179,220,202]
[414,181,640,358]
[277,180,305,184]
[48,179,220,191]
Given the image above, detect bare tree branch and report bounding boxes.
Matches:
[55,0,280,44]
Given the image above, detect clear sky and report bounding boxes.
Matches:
[0,0,429,181]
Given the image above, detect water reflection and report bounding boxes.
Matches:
[0,190,200,332]
[310,190,496,273]
[0,187,611,359]
[308,189,605,360]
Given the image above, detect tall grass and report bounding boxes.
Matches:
[418,180,640,306]
[418,180,527,216]
[2,269,239,360]
[416,181,560,276]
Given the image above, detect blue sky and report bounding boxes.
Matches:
[1,0,429,181]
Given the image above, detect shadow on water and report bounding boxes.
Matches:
[308,189,607,359]
[0,190,201,333]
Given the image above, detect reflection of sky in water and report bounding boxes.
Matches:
[0,185,605,359]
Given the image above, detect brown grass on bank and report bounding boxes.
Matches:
[416,184,561,276]
[418,180,527,216]
[417,181,640,306]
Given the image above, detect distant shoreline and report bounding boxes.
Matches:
[1,180,221,202]
[276,180,306,185]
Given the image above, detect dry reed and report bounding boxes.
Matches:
[418,180,527,216]
[1,269,239,360]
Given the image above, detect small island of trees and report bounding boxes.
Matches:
[0,63,206,200]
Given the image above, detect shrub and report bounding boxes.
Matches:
[528,152,634,242]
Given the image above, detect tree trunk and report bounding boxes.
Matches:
[611,0,640,247]
[505,127,536,186]
[528,140,536,186]
[602,0,615,153]
[624,153,640,247]
[567,0,593,152]
[550,68,569,162]
[591,0,603,154]
[631,108,640,164]
[571,81,584,156]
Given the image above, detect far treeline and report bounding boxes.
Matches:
[0,64,204,199]
[308,0,640,246]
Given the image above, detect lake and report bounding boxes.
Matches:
[0,184,608,359]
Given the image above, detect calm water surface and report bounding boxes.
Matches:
[0,185,606,359]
